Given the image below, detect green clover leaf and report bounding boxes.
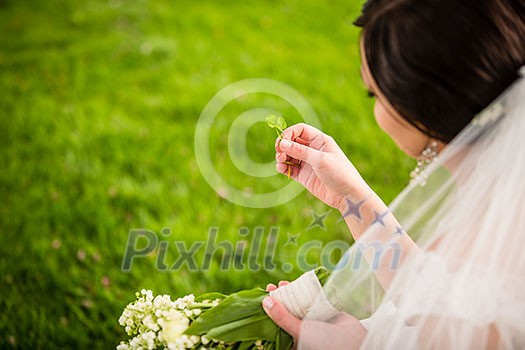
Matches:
[265,114,278,129]
[266,114,287,132]
[275,116,287,131]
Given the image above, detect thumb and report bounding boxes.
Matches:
[279,139,323,166]
[262,296,301,339]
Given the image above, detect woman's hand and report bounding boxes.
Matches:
[275,123,370,211]
[263,281,301,340]
[263,281,367,349]
[265,280,290,292]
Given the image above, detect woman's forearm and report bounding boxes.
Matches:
[337,187,419,290]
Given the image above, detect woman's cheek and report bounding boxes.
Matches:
[374,102,393,135]
[373,101,425,158]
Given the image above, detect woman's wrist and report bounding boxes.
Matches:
[335,182,374,214]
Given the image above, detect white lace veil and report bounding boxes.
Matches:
[297,67,525,349]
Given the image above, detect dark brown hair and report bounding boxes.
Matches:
[356,0,525,142]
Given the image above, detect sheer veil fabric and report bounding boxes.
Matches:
[297,68,525,349]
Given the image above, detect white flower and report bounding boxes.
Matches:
[142,315,159,332]
[129,336,141,348]
[142,331,156,349]
[182,294,195,303]
[119,290,207,350]
[116,342,130,350]
[159,313,189,344]
[154,295,171,308]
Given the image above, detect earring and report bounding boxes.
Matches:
[410,140,439,186]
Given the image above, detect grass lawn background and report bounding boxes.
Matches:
[0,0,413,348]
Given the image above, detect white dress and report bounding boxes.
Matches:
[298,253,525,349]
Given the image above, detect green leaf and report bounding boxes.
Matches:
[195,292,227,302]
[185,288,268,335]
[185,285,297,347]
[206,314,278,341]
[266,114,278,128]
[265,114,287,132]
[236,341,255,350]
[314,266,331,286]
[276,328,294,350]
[275,116,287,131]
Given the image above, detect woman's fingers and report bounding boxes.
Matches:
[262,297,301,339]
[294,137,309,146]
[266,283,278,292]
[282,123,323,142]
[274,122,327,165]
[279,139,323,166]
[266,281,290,292]
[276,151,287,163]
[275,136,309,152]
[276,162,302,180]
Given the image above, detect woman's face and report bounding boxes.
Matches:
[360,45,441,158]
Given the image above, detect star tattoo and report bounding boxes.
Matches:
[371,210,389,227]
[340,197,366,221]
[393,226,405,236]
[285,232,300,246]
[306,210,331,231]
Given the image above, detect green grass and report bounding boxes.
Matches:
[0,0,413,348]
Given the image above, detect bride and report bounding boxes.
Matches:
[261,0,525,349]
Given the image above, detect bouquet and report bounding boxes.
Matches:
[117,268,335,350]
